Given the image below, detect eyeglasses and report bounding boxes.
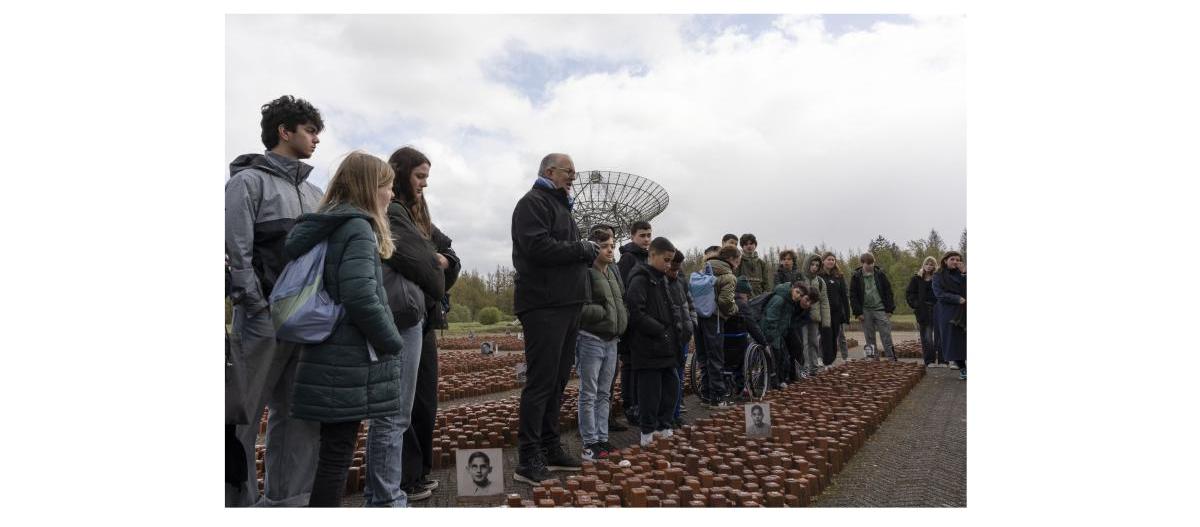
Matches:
[549,167,576,177]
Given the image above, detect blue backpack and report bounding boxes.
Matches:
[270,240,344,343]
[689,263,718,317]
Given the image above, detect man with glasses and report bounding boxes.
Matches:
[511,153,599,484]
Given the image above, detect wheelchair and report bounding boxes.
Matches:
[686,328,772,402]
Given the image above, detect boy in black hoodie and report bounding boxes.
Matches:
[615,220,652,428]
[624,237,681,447]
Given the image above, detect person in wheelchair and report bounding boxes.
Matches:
[719,277,770,398]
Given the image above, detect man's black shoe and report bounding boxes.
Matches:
[544,445,582,471]
[514,460,556,485]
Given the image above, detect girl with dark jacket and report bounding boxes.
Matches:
[819,252,852,363]
[386,147,461,500]
[283,151,404,507]
[906,256,942,367]
[932,251,967,379]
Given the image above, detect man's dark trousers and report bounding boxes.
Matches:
[517,306,582,464]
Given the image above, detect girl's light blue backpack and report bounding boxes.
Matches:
[688,262,718,317]
[270,240,343,343]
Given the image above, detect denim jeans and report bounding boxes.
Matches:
[576,332,618,445]
[838,323,850,360]
[362,320,424,507]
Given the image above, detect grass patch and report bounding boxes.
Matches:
[443,321,520,336]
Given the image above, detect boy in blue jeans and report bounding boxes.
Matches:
[576,230,627,460]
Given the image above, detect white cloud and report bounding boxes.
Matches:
[227,14,965,273]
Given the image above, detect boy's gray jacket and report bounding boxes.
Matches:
[579,265,629,340]
[225,151,324,313]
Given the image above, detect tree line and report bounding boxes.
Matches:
[447,229,966,323]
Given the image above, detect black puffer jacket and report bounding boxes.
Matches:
[511,179,594,315]
[282,204,404,423]
[624,262,679,370]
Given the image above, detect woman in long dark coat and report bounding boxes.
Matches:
[932,251,967,379]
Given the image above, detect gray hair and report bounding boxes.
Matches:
[538,153,568,177]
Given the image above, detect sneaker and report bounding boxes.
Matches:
[608,417,629,432]
[420,476,439,492]
[708,399,734,409]
[959,370,967,380]
[514,459,556,485]
[950,362,959,369]
[778,382,788,389]
[639,432,655,447]
[403,485,433,502]
[598,441,620,456]
[581,443,609,461]
[660,428,673,438]
[544,445,582,471]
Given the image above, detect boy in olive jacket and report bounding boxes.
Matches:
[576,230,628,460]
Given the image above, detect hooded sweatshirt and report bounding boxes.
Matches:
[738,250,772,296]
[282,204,405,423]
[225,151,325,312]
[800,254,832,327]
[617,241,649,286]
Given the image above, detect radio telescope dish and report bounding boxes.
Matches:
[570,170,669,243]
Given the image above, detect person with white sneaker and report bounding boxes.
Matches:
[623,237,683,447]
[576,229,627,461]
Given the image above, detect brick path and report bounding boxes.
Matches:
[339,334,965,507]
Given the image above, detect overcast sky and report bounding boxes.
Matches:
[226,14,965,274]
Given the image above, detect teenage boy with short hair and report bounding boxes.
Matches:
[737,233,772,296]
[721,234,739,249]
[576,230,627,461]
[850,252,897,361]
[615,221,652,428]
[225,95,325,507]
[624,238,683,446]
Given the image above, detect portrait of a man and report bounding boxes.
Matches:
[456,448,504,497]
[745,403,771,438]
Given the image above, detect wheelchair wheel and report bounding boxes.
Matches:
[744,343,770,400]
